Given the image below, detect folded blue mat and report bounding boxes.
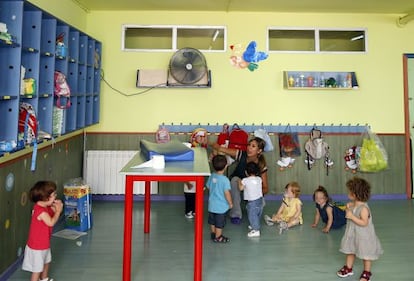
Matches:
[140,139,194,161]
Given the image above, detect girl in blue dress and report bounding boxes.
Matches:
[311,185,346,233]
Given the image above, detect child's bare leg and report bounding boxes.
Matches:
[40,263,50,280]
[210,225,216,235]
[346,254,355,269]
[287,218,300,228]
[271,214,281,222]
[30,272,40,281]
[215,227,223,238]
[362,259,372,272]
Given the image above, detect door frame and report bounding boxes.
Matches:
[403,54,414,198]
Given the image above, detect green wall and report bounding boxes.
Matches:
[85,132,406,196]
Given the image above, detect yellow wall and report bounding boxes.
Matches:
[65,9,414,133]
[28,0,87,30]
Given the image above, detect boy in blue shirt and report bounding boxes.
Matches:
[206,155,233,243]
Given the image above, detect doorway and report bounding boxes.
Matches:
[404,54,414,198]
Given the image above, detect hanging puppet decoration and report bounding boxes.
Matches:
[229,41,268,71]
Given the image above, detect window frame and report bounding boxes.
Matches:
[121,24,227,53]
[267,27,367,54]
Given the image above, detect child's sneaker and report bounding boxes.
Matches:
[278,221,288,235]
[263,215,274,226]
[247,230,260,237]
[185,212,194,219]
[359,270,372,281]
[337,265,354,278]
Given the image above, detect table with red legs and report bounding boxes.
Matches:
[120,148,210,281]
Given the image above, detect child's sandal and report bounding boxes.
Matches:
[360,271,372,281]
[213,235,230,243]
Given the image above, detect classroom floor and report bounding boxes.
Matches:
[7,199,414,281]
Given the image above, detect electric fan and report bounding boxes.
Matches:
[168,48,208,85]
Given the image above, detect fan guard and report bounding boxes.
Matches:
[169,48,208,84]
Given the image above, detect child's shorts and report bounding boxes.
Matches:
[22,245,51,273]
[208,212,226,228]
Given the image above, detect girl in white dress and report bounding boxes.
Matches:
[337,177,383,281]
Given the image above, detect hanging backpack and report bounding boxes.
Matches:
[228,123,249,151]
[155,126,171,143]
[304,128,333,174]
[18,102,38,145]
[18,102,38,171]
[54,71,71,109]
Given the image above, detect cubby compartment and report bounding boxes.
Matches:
[65,96,77,132]
[0,99,19,143]
[76,96,86,129]
[85,96,93,126]
[92,95,100,124]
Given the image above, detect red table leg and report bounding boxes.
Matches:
[144,181,151,233]
[123,176,134,281]
[194,177,204,281]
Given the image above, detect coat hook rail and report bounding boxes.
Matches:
[160,123,368,134]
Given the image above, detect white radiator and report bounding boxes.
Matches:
[84,150,158,195]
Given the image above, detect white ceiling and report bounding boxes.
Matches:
[73,0,414,14]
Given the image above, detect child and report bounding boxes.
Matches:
[238,161,264,237]
[22,181,63,281]
[311,185,346,233]
[337,177,383,281]
[184,128,208,219]
[206,154,233,243]
[264,181,303,233]
[184,181,196,219]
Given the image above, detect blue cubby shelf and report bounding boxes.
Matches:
[0,0,101,156]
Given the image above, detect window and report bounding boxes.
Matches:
[122,25,226,52]
[268,27,367,53]
[269,29,315,52]
[319,30,366,52]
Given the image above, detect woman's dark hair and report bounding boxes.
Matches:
[29,181,57,203]
[250,137,267,171]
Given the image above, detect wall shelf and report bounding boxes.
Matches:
[283,71,359,90]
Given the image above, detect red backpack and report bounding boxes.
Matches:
[228,124,249,151]
[18,102,38,145]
